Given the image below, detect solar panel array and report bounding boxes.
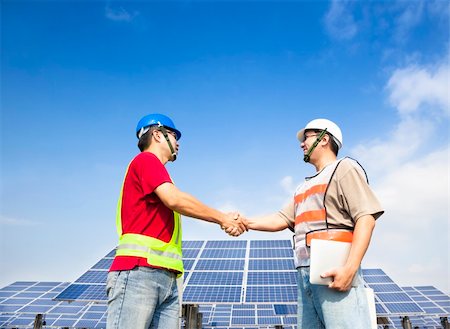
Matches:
[2,282,449,328]
[362,268,425,316]
[198,304,296,329]
[182,240,296,304]
[0,281,106,328]
[1,240,449,329]
[403,286,450,316]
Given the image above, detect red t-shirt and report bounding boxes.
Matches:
[109,152,175,271]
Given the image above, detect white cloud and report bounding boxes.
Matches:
[351,55,450,293]
[105,6,138,22]
[351,116,434,175]
[387,61,449,115]
[280,176,296,194]
[324,0,358,40]
[217,201,239,214]
[393,1,425,42]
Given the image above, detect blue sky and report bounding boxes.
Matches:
[1,0,449,294]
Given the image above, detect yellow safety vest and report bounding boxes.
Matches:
[114,165,184,275]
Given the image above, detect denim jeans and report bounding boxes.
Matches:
[106,267,180,329]
[297,267,371,329]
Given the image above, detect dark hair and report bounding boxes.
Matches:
[329,135,339,156]
[137,126,159,151]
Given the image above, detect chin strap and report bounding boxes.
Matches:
[157,123,177,161]
[303,128,327,163]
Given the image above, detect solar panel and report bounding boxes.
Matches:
[55,284,105,302]
[0,282,107,329]
[403,286,450,316]
[362,268,426,317]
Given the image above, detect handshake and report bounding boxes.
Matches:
[220,212,249,237]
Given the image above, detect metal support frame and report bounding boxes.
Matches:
[182,304,202,329]
[33,314,44,329]
[401,316,412,329]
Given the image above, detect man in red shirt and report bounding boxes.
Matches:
[106,114,247,329]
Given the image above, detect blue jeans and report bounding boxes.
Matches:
[297,267,371,329]
[106,267,179,329]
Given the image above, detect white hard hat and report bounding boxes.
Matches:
[297,118,343,149]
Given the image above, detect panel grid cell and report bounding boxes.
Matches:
[200,249,246,259]
[91,259,113,270]
[183,286,242,303]
[247,272,297,286]
[384,302,423,314]
[55,284,106,302]
[362,269,386,276]
[188,272,243,286]
[105,249,116,258]
[205,240,247,249]
[182,249,200,259]
[231,316,256,325]
[183,259,195,270]
[194,259,245,271]
[232,309,255,317]
[182,241,204,249]
[367,283,403,293]
[249,248,293,258]
[249,259,294,271]
[250,240,292,249]
[377,292,414,303]
[362,275,394,284]
[75,271,108,284]
[246,286,297,303]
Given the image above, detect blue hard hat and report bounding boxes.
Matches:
[135,114,181,140]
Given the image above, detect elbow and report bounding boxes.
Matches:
[162,196,181,211]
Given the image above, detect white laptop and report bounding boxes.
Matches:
[309,239,357,286]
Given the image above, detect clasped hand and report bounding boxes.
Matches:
[220,212,248,237]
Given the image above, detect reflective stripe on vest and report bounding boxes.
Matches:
[115,162,183,274]
[293,159,341,267]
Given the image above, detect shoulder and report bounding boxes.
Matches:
[335,157,368,182]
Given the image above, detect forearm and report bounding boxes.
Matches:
[169,190,226,225]
[247,212,290,232]
[345,215,376,272]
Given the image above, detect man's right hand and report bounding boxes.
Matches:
[221,212,248,236]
